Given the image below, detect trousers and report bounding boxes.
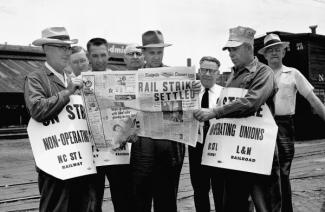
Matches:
[188,125,225,212]
[223,147,282,212]
[38,170,97,212]
[91,165,132,212]
[275,115,295,212]
[130,136,185,212]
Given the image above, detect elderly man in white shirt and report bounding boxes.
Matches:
[259,33,325,212]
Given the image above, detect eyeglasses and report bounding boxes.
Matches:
[199,68,218,74]
[126,52,142,57]
[46,44,72,52]
[72,58,88,65]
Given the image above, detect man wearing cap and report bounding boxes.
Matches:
[188,56,225,212]
[258,33,325,212]
[129,30,186,212]
[124,43,144,70]
[194,26,282,212]
[86,37,132,212]
[24,27,94,212]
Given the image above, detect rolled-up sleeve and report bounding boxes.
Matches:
[24,73,70,122]
[213,66,274,118]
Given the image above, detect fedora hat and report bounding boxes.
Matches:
[258,33,289,55]
[222,26,256,50]
[32,27,78,46]
[137,30,171,49]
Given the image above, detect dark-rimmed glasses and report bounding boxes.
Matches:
[46,44,72,52]
[126,52,142,57]
[199,68,218,74]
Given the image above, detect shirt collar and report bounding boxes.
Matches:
[45,62,67,87]
[200,84,219,94]
[281,65,291,73]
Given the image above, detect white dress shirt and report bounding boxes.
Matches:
[197,84,223,143]
[199,84,223,109]
[274,65,314,115]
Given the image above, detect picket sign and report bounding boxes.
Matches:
[202,88,278,175]
[27,95,96,180]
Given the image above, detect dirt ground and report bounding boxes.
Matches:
[1,138,325,212]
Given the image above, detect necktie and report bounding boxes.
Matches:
[201,88,210,127]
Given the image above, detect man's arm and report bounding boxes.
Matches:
[214,67,274,118]
[24,73,82,122]
[294,68,325,121]
[194,67,274,121]
[305,91,325,121]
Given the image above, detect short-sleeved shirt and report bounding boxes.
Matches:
[274,65,314,116]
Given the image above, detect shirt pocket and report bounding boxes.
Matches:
[278,80,294,99]
[239,72,255,88]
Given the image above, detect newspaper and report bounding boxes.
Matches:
[82,71,138,166]
[136,67,199,146]
[81,67,200,164]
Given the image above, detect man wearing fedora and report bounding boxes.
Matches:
[123,43,144,70]
[258,33,325,212]
[86,37,132,212]
[24,27,94,212]
[128,30,185,212]
[194,26,282,212]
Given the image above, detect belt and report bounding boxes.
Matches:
[274,115,294,120]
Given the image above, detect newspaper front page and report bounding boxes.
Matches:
[82,71,138,166]
[82,67,200,166]
[136,67,199,146]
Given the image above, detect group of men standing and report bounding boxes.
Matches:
[192,26,325,212]
[24,25,325,212]
[25,27,190,212]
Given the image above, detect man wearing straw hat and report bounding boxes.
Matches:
[24,27,94,212]
[194,26,282,212]
[258,33,325,212]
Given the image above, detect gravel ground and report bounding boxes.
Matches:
[1,138,325,212]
